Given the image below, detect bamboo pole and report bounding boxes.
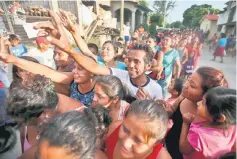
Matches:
[120,0,124,37]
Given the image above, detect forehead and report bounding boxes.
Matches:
[103,43,113,48]
[189,72,202,87]
[54,47,67,55]
[127,50,146,60]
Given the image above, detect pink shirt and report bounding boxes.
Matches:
[184,121,236,159]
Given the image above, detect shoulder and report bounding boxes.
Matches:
[95,149,108,159]
[156,148,172,159]
[108,121,122,136]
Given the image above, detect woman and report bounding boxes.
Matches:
[58,10,127,70]
[156,36,181,99]
[165,66,229,159]
[192,36,203,69]
[176,38,188,65]
[213,33,227,63]
[36,111,97,159]
[92,75,130,122]
[105,99,171,159]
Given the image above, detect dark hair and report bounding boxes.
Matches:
[7,75,58,122]
[220,152,236,159]
[12,56,39,81]
[205,87,236,127]
[196,67,228,94]
[103,40,118,54]
[118,37,123,41]
[125,100,168,142]
[221,33,226,38]
[173,78,184,96]
[131,44,153,64]
[87,43,98,54]
[84,106,112,138]
[95,75,126,100]
[38,111,96,159]
[0,125,17,154]
[8,34,20,42]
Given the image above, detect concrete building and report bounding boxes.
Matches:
[200,14,219,40]
[217,0,236,37]
[110,0,152,32]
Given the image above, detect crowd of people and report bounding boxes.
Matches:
[0,9,236,159]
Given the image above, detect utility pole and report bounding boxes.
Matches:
[163,0,167,27]
[120,0,124,37]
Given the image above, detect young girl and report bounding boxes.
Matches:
[180,87,236,159]
[167,78,184,105]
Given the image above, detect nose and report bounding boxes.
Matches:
[54,53,59,60]
[122,137,133,151]
[183,81,188,89]
[128,60,135,68]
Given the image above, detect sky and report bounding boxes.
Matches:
[148,0,228,23]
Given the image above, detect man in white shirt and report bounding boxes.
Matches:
[27,37,56,69]
[124,22,130,44]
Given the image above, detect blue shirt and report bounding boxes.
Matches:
[97,56,127,70]
[70,81,94,107]
[219,38,227,47]
[11,44,27,57]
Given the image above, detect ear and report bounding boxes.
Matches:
[112,96,120,104]
[145,62,152,71]
[217,114,226,123]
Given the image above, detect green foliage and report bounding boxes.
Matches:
[149,23,157,36]
[170,21,182,28]
[153,0,176,16]
[138,0,149,7]
[150,14,164,26]
[182,4,221,28]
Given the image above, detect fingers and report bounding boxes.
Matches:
[46,36,71,53]
[34,22,55,30]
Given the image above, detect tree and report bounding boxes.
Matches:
[170,21,182,28]
[153,0,176,17]
[150,14,164,27]
[138,0,149,7]
[182,4,221,28]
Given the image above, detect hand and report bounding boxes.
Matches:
[57,9,76,33]
[136,87,152,100]
[182,112,195,124]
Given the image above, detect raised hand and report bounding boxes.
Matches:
[57,9,76,33]
[0,53,15,63]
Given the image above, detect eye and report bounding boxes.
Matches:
[123,125,129,134]
[134,137,142,144]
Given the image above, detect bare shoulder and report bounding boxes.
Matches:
[156,148,172,159]
[18,144,37,159]
[95,149,108,159]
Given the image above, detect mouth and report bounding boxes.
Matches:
[121,145,131,154]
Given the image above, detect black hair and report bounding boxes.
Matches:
[125,100,168,142]
[0,124,17,154]
[87,43,99,55]
[118,37,123,41]
[7,75,58,122]
[12,56,39,81]
[205,87,236,127]
[131,44,153,64]
[103,40,118,54]
[8,34,19,41]
[173,78,184,96]
[38,111,96,159]
[84,106,112,139]
[220,152,236,159]
[221,33,226,38]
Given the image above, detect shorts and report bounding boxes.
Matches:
[124,36,129,42]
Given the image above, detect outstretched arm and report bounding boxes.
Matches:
[46,36,110,76]
[0,53,73,84]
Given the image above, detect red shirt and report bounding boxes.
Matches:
[0,80,4,88]
[105,125,163,159]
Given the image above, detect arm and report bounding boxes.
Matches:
[58,10,97,60]
[0,54,73,84]
[173,59,181,78]
[179,113,195,155]
[46,36,110,76]
[181,48,188,65]
[166,95,184,117]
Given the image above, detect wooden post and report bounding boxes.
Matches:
[120,0,124,37]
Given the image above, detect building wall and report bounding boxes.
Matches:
[209,21,218,39]
[200,18,211,32]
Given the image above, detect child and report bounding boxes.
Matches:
[167,78,184,105]
[27,36,56,69]
[180,87,236,159]
[8,34,27,57]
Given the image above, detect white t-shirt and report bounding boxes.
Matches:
[110,68,163,100]
[27,48,56,69]
[124,25,130,36]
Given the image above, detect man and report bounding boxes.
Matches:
[27,36,56,69]
[123,22,130,44]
